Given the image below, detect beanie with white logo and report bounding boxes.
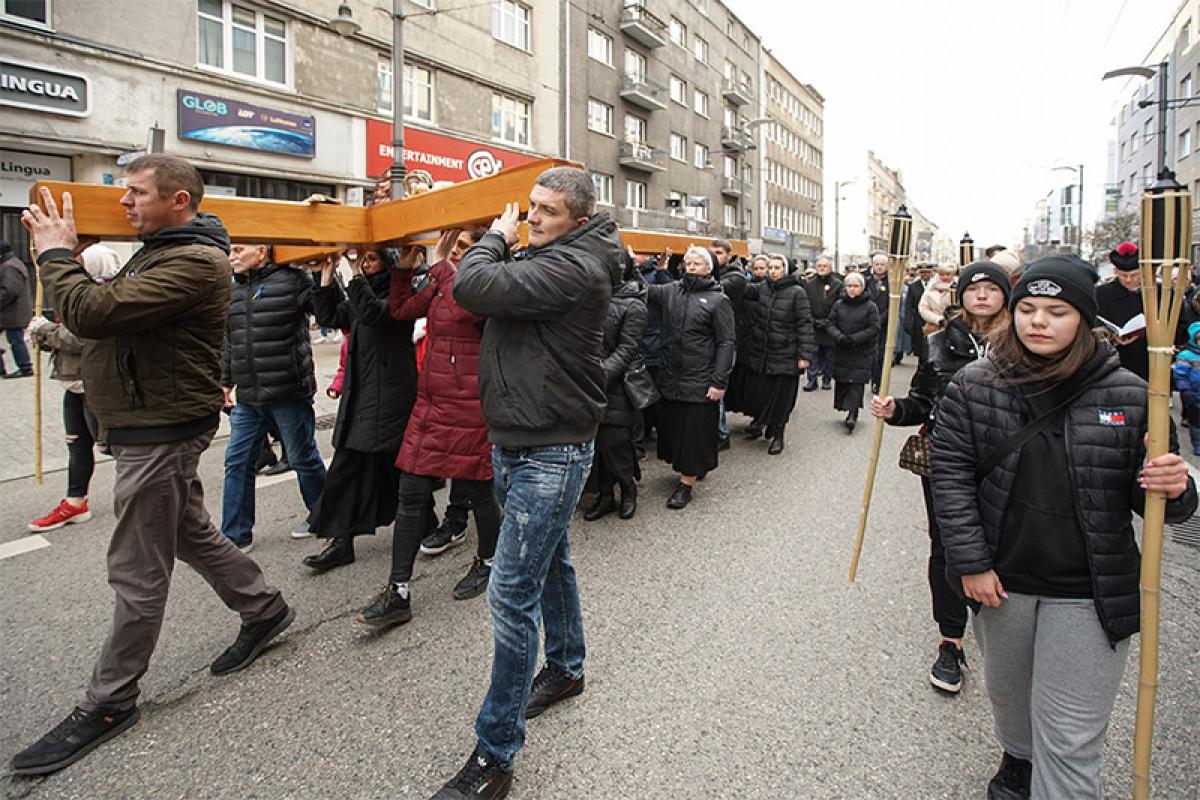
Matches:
[1009,254,1098,326]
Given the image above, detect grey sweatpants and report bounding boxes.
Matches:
[82,429,285,712]
[974,593,1130,800]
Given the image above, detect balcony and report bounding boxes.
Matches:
[721,176,745,196]
[619,140,667,172]
[722,76,753,106]
[620,4,667,48]
[619,76,667,111]
[721,125,750,149]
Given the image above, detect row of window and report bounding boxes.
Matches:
[764,158,822,200]
[766,121,823,168]
[588,26,749,107]
[591,172,745,227]
[766,75,822,136]
[766,201,821,238]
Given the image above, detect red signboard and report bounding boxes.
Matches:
[366,119,540,183]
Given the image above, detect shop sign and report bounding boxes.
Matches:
[0,149,71,206]
[177,89,315,158]
[366,119,538,183]
[763,226,788,243]
[0,59,89,117]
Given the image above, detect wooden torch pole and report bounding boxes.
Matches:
[1132,177,1191,800]
[848,205,913,582]
[29,241,43,486]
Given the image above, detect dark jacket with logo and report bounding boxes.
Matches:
[37,214,232,444]
[648,274,736,403]
[221,262,316,406]
[313,269,416,454]
[455,212,623,448]
[930,344,1198,643]
[887,314,982,433]
[826,291,880,384]
[600,280,648,428]
[804,272,844,347]
[742,274,816,375]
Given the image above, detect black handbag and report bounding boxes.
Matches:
[623,359,660,410]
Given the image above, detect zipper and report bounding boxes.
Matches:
[243,276,260,394]
[1061,413,1116,644]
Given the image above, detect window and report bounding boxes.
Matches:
[723,155,737,178]
[2,0,48,24]
[669,74,687,104]
[1143,119,1153,145]
[693,35,707,63]
[625,49,646,82]
[1183,73,1194,100]
[492,93,530,145]
[669,17,686,46]
[693,89,709,117]
[1181,127,1192,158]
[724,203,737,228]
[411,0,433,7]
[694,0,707,17]
[197,1,288,84]
[627,179,647,210]
[587,28,612,66]
[723,59,735,81]
[726,16,735,37]
[1131,132,1138,154]
[1182,20,1192,50]
[587,98,613,135]
[694,142,709,168]
[378,60,434,121]
[592,172,613,205]
[624,114,647,144]
[492,0,530,50]
[670,132,687,161]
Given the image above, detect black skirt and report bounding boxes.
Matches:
[740,372,800,428]
[308,447,400,539]
[724,362,754,414]
[834,381,866,412]
[585,423,641,492]
[656,399,720,477]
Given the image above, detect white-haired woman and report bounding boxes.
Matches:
[827,271,880,433]
[647,247,736,509]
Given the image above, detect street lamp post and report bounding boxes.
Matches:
[833,179,856,271]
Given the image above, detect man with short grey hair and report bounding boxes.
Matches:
[866,252,891,389]
[803,255,842,391]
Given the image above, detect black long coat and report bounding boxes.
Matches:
[600,280,648,427]
[742,274,816,375]
[313,269,416,454]
[804,272,844,347]
[648,274,736,403]
[826,291,880,384]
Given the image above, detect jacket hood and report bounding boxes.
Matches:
[768,273,801,291]
[613,278,647,301]
[527,210,623,286]
[1190,321,1200,345]
[929,273,955,291]
[681,273,720,293]
[142,212,231,254]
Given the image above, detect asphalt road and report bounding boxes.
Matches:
[2,358,1198,799]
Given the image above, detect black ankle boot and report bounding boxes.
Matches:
[582,491,615,521]
[618,482,637,519]
[767,430,785,455]
[845,411,857,434]
[303,536,355,572]
[666,483,693,510]
[745,421,764,439]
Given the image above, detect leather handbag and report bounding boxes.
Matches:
[623,359,660,410]
[898,430,932,477]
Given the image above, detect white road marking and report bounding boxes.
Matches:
[0,535,51,561]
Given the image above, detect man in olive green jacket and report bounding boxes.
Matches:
[12,155,294,777]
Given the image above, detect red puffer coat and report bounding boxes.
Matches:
[389,259,491,481]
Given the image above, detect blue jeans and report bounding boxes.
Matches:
[475,441,593,768]
[807,344,834,387]
[3,328,32,373]
[221,397,327,542]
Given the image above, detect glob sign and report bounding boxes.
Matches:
[366,119,539,183]
[177,88,315,158]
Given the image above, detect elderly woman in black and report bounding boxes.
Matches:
[302,247,419,572]
[582,256,648,521]
[739,254,815,454]
[648,246,735,510]
[827,271,880,433]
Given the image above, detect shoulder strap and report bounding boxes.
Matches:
[973,371,1106,483]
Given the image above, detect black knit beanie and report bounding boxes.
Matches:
[1010,255,1097,326]
[957,261,1011,304]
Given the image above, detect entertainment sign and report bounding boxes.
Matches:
[177,89,315,158]
[366,119,538,183]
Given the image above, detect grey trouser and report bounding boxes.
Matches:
[974,593,1129,800]
[83,429,285,712]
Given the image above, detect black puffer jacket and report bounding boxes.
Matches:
[887,314,982,432]
[742,274,816,375]
[455,213,623,447]
[804,272,844,347]
[649,274,736,403]
[930,344,1198,644]
[221,263,316,405]
[639,264,675,368]
[738,276,764,352]
[826,291,880,384]
[313,269,416,454]
[716,263,748,335]
[866,273,890,326]
[600,280,648,427]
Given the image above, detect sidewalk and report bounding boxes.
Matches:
[0,337,346,484]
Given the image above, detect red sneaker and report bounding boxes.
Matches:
[28,499,93,532]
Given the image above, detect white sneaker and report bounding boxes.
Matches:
[290,526,314,540]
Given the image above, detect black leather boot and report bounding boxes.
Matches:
[845,409,858,434]
[744,421,764,439]
[618,482,637,519]
[767,429,785,455]
[302,536,355,572]
[666,483,693,510]
[582,491,615,522]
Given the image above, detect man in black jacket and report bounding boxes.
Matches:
[432,166,621,800]
[219,243,327,550]
[803,255,843,390]
[711,239,746,448]
[866,252,891,391]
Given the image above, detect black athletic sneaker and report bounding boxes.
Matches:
[987,751,1032,800]
[525,663,585,719]
[420,525,467,556]
[929,641,966,693]
[357,585,413,628]
[431,746,512,800]
[453,558,491,600]
[210,604,295,676]
[10,705,140,776]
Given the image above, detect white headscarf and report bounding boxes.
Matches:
[82,245,123,280]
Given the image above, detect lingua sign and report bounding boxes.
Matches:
[0,59,90,117]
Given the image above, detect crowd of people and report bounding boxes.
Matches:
[9,154,1199,800]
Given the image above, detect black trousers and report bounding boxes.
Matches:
[921,475,968,639]
[64,391,99,498]
[389,474,501,584]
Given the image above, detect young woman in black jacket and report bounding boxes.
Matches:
[738,255,815,454]
[826,272,880,433]
[930,256,1197,800]
[870,261,1011,694]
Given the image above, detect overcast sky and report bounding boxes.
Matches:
[728,0,1182,251]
